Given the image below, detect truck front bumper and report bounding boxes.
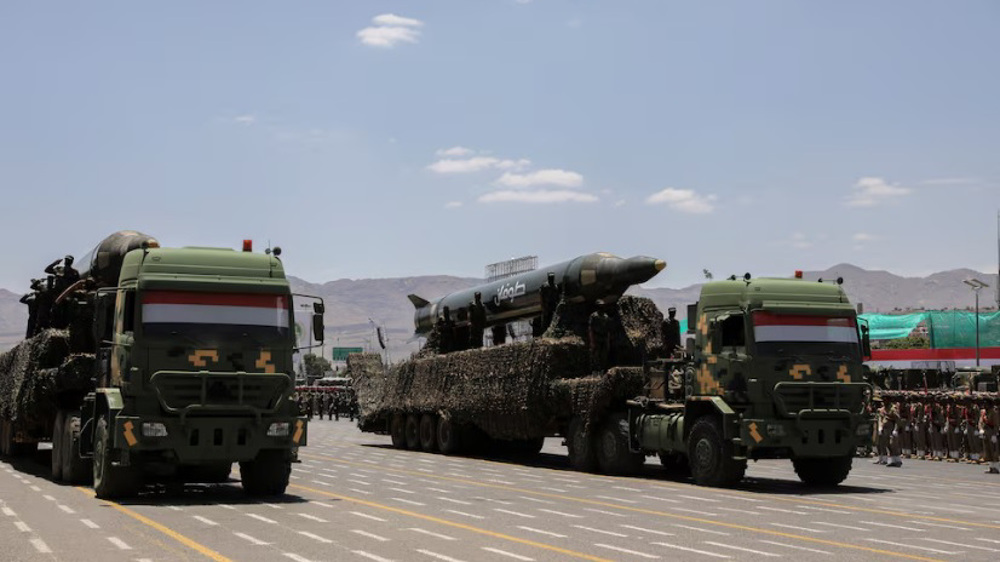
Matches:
[740,413,872,458]
[113,415,307,464]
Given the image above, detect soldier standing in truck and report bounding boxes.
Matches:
[588,302,611,371]
[661,306,681,356]
[469,292,487,349]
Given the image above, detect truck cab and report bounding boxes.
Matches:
[632,275,873,487]
[81,244,323,498]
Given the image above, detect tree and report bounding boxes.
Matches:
[303,354,332,379]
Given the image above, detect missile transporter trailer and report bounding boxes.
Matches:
[0,231,324,499]
[353,269,874,488]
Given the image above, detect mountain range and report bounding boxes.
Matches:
[1,265,997,359]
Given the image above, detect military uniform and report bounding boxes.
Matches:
[929,402,946,460]
[945,402,962,461]
[588,308,611,372]
[913,401,928,459]
[964,404,982,463]
[898,402,912,458]
[469,296,487,349]
[980,403,999,474]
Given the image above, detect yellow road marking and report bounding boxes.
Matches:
[301,453,942,561]
[290,484,611,562]
[76,488,232,562]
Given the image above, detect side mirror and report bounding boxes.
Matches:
[860,324,872,359]
[94,292,114,344]
[314,301,325,315]
[312,313,325,343]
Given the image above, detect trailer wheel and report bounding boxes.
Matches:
[793,456,852,487]
[436,417,462,455]
[390,414,407,449]
[51,410,65,480]
[687,417,746,488]
[93,418,141,499]
[567,416,598,472]
[404,415,421,450]
[62,411,91,484]
[419,414,438,452]
[596,413,645,476]
[240,450,291,497]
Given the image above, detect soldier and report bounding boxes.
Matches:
[539,272,560,333]
[19,279,42,338]
[885,403,903,467]
[964,400,982,463]
[913,397,928,459]
[334,392,342,421]
[945,396,963,461]
[349,390,358,422]
[930,399,946,460]
[661,306,681,357]
[468,292,486,349]
[588,301,612,372]
[453,307,470,352]
[898,400,912,458]
[980,399,999,474]
[33,276,55,332]
[874,401,889,464]
[491,323,507,346]
[436,307,454,354]
[322,392,333,420]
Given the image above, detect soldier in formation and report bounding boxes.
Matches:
[19,256,80,337]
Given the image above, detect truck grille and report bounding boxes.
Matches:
[772,382,868,417]
[150,371,291,414]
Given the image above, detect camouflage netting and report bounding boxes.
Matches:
[550,367,647,432]
[353,296,666,440]
[0,329,94,427]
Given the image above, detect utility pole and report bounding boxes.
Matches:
[964,278,989,367]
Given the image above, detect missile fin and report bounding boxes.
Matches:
[407,294,431,309]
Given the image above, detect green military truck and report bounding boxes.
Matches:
[625,275,874,486]
[0,231,323,498]
[355,271,873,488]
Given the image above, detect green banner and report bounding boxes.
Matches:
[332,347,364,361]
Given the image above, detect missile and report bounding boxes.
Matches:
[77,230,159,288]
[408,252,666,335]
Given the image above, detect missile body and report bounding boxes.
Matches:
[408,252,665,335]
[77,230,159,288]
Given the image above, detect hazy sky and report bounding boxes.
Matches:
[1,1,998,293]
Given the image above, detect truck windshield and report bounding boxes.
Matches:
[141,291,290,345]
[752,311,859,359]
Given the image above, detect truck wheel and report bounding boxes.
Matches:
[567,416,598,472]
[240,450,290,496]
[390,414,407,449]
[404,415,421,450]
[51,411,65,480]
[436,417,462,455]
[596,413,645,476]
[419,414,438,452]
[793,456,852,487]
[93,418,141,499]
[687,417,746,488]
[62,411,92,484]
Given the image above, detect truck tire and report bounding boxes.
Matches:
[93,418,141,499]
[404,415,421,450]
[793,456,852,487]
[419,414,438,452]
[240,450,290,496]
[595,413,645,476]
[567,416,598,472]
[62,411,91,484]
[390,414,407,449]
[52,410,65,480]
[687,417,746,488]
[436,417,462,455]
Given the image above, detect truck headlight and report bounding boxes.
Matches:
[856,424,871,437]
[766,423,786,437]
[142,422,168,437]
[267,422,290,437]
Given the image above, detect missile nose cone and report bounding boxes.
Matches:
[654,259,666,272]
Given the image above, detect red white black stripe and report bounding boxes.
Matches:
[752,311,858,344]
[142,291,289,328]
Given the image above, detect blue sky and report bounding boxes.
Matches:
[1,1,998,293]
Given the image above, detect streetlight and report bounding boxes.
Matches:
[963,278,990,367]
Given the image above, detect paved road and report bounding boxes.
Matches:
[3,419,1000,562]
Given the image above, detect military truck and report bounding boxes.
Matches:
[353,269,873,488]
[0,231,323,498]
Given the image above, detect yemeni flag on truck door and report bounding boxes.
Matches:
[141,291,290,338]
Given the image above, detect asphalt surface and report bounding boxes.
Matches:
[3,419,1000,562]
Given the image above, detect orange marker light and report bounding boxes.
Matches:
[243,239,253,252]
[794,270,803,279]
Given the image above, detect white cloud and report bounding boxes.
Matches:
[920,177,979,186]
[846,177,911,207]
[357,14,423,48]
[645,188,717,213]
[444,201,463,209]
[372,13,423,28]
[790,232,812,249]
[435,146,474,157]
[853,232,876,242]
[478,190,598,204]
[427,156,530,174]
[495,169,584,189]
[614,199,626,207]
[234,114,256,125]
